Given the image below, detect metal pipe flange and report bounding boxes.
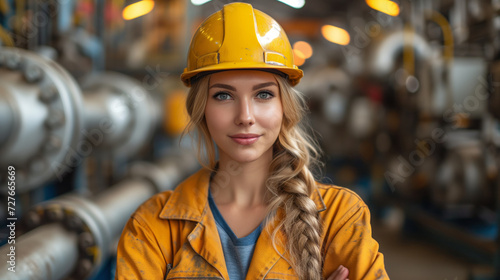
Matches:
[80,72,158,158]
[0,47,84,192]
[24,194,111,279]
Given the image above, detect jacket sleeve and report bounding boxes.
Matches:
[115,215,168,280]
[322,191,389,280]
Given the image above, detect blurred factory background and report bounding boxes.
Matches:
[0,0,499,279]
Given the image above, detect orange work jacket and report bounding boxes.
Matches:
[115,168,389,280]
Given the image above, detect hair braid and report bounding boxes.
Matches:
[265,77,324,280]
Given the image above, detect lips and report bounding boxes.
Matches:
[229,134,261,145]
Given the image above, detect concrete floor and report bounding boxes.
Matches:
[372,222,482,280]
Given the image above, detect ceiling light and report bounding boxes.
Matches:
[191,0,212,6]
[123,0,155,20]
[321,25,350,45]
[277,0,305,9]
[365,0,400,17]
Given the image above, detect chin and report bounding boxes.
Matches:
[227,153,260,164]
[218,144,273,164]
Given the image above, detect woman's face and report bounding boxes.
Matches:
[205,70,283,165]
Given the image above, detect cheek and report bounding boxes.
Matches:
[205,105,229,135]
[269,113,283,135]
[256,103,283,133]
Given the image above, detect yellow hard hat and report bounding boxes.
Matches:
[181,2,303,87]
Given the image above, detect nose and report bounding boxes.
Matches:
[234,97,255,126]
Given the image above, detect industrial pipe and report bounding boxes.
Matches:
[0,47,84,191]
[369,29,433,77]
[0,152,198,280]
[0,224,78,280]
[81,72,159,158]
[0,92,14,147]
[0,47,159,192]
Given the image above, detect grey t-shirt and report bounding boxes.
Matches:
[208,190,263,279]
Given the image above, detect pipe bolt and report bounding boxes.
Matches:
[78,232,95,249]
[65,215,84,231]
[46,206,65,222]
[45,110,65,128]
[25,210,41,229]
[24,64,43,83]
[39,85,58,103]
[76,259,93,278]
[5,53,21,69]
[44,135,62,152]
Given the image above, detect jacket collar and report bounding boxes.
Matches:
[159,168,211,222]
[159,168,326,221]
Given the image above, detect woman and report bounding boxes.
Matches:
[116,2,388,280]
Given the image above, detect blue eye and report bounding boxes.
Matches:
[257,91,274,99]
[213,92,232,101]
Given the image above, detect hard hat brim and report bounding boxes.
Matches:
[181,62,303,87]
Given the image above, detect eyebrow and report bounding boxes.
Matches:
[209,83,236,91]
[252,82,278,90]
[208,82,278,91]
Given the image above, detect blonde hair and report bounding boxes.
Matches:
[184,76,217,169]
[184,74,323,280]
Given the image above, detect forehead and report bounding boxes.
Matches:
[209,70,278,87]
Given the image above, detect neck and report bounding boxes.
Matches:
[210,151,272,208]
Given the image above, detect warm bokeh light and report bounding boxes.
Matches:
[365,0,400,16]
[191,0,212,6]
[277,0,305,9]
[321,25,350,45]
[293,49,306,66]
[294,49,306,59]
[293,41,313,59]
[122,0,154,20]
